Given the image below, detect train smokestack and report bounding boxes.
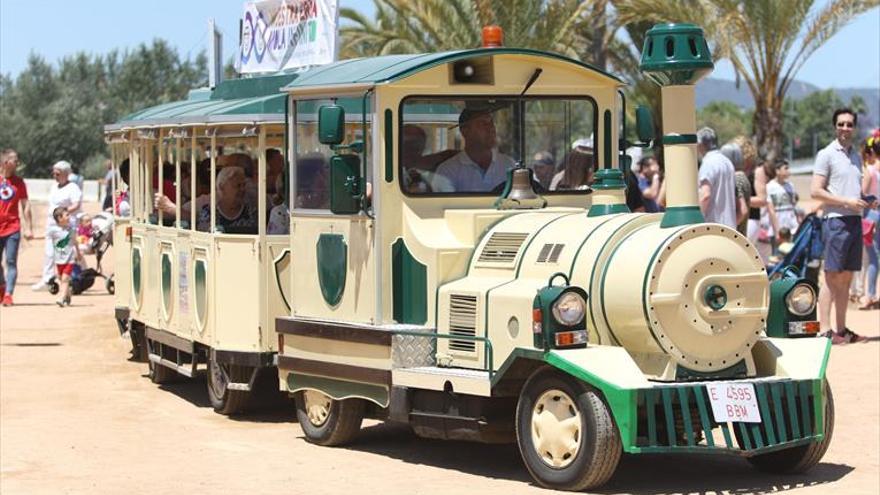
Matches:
[639,24,714,228]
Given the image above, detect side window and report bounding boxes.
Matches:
[293,97,370,212]
[294,99,332,210]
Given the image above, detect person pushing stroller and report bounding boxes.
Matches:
[48,206,83,307]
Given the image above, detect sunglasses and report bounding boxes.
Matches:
[836,122,854,128]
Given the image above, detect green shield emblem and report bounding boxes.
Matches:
[316,234,347,306]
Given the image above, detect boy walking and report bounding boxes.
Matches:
[48,206,82,307]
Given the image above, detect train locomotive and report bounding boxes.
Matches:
[274,23,831,491]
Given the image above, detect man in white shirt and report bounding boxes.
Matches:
[696,127,737,228]
[32,160,82,291]
[811,108,877,343]
[432,106,515,192]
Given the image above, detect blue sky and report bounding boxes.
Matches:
[1,0,878,89]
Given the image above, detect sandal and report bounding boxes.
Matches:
[858,299,879,310]
[841,328,868,343]
[821,330,848,345]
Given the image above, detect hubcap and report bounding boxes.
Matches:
[209,358,228,398]
[531,389,582,468]
[303,390,332,426]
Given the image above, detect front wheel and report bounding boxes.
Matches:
[294,390,364,446]
[747,382,835,473]
[516,368,621,491]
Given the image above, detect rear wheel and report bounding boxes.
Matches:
[516,368,621,491]
[206,353,251,415]
[747,382,834,473]
[294,390,364,446]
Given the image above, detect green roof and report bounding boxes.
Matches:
[106,49,623,131]
[282,48,624,91]
[105,73,298,130]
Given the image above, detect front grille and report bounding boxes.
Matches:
[448,294,478,353]
[476,232,529,265]
[536,243,565,263]
[634,379,821,454]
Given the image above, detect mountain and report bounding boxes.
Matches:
[695,77,880,131]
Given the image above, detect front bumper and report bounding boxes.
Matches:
[631,378,824,456]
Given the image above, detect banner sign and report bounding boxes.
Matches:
[238,0,338,74]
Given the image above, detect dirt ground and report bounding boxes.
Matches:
[1,198,878,495]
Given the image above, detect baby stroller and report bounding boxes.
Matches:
[48,212,116,296]
[767,213,823,284]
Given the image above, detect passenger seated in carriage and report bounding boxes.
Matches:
[196,166,257,234]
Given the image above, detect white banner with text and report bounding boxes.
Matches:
[237,0,338,74]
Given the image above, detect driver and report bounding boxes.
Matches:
[432,105,515,192]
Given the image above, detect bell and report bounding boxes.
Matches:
[495,167,546,209]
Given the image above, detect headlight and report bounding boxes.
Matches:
[552,291,586,326]
[786,284,816,316]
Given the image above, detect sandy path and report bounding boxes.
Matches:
[1,201,877,495]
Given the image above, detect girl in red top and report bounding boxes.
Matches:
[0,149,34,306]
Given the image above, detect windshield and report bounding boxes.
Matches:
[399,96,596,196]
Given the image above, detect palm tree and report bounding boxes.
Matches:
[339,0,593,59]
[614,0,879,161]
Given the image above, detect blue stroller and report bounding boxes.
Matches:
[768,213,823,284]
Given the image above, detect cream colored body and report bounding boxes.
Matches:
[278,51,827,402]
[109,125,289,369]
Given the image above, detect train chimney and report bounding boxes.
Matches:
[639,23,714,227]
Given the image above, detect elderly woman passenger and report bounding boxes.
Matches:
[196,166,257,234]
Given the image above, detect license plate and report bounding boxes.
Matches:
[706,382,762,423]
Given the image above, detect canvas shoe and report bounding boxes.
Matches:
[1,294,12,306]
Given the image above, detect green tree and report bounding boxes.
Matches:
[340,0,592,58]
[697,101,752,145]
[0,42,207,177]
[615,0,879,161]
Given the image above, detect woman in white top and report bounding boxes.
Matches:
[33,161,82,290]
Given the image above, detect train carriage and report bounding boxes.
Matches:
[105,73,299,413]
[274,24,832,491]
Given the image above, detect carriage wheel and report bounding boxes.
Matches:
[294,390,364,446]
[206,353,251,415]
[516,368,621,491]
[148,359,177,384]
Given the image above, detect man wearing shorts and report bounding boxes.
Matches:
[811,108,878,343]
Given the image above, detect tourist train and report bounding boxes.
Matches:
[107,23,832,491]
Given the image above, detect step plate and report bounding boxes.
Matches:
[393,366,490,396]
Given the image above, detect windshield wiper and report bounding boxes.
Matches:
[520,68,543,96]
